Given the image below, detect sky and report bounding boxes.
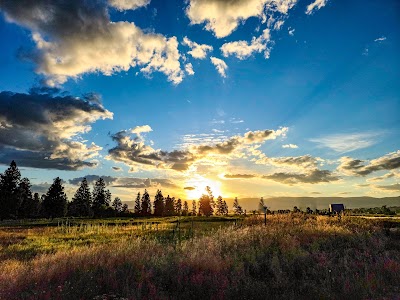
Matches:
[0,0,399,207]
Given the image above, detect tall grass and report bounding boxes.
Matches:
[0,214,399,299]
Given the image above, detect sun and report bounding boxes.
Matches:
[185,176,223,200]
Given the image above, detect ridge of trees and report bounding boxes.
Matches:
[0,160,238,220]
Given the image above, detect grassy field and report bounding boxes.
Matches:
[0,214,399,299]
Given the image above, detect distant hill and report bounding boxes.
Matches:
[124,196,400,211]
[227,196,400,211]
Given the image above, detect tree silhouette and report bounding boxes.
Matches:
[42,177,67,219]
[69,178,92,217]
[112,197,123,214]
[0,160,21,220]
[92,178,111,216]
[199,186,213,216]
[215,195,224,215]
[182,201,189,216]
[18,178,35,218]
[222,200,228,215]
[175,198,182,215]
[191,200,197,216]
[233,197,243,215]
[164,195,175,216]
[134,192,141,215]
[141,189,151,216]
[153,189,164,216]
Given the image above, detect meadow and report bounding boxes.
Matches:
[0,214,399,300]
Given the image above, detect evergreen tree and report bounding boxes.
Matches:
[112,197,123,214]
[0,160,21,220]
[182,201,189,216]
[199,186,213,216]
[175,198,182,216]
[134,192,141,215]
[121,203,129,213]
[215,195,224,215]
[164,195,175,216]
[32,193,41,218]
[233,197,243,215]
[18,178,35,218]
[69,178,92,217]
[141,189,151,216]
[153,189,164,216]
[42,177,67,219]
[191,200,197,216]
[92,178,111,215]
[222,200,228,215]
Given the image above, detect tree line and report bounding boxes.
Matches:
[0,161,246,220]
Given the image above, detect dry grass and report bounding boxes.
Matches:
[0,214,399,299]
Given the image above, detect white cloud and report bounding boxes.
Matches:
[131,125,152,135]
[309,132,381,153]
[305,0,327,15]
[182,37,213,59]
[273,20,285,30]
[108,0,151,11]
[288,27,295,36]
[185,63,195,75]
[0,1,184,86]
[221,29,271,60]
[210,56,228,78]
[186,0,298,38]
[282,144,298,149]
[374,36,387,42]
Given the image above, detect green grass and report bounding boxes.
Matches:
[0,214,399,299]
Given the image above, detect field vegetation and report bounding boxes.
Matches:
[1,214,400,299]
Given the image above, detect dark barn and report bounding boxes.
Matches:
[329,204,345,214]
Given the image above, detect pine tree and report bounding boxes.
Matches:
[233,197,243,215]
[69,178,92,217]
[134,192,141,215]
[215,195,224,215]
[18,178,34,218]
[222,200,228,215]
[164,195,175,216]
[92,178,111,216]
[199,186,213,216]
[141,189,151,216]
[42,177,67,219]
[112,197,123,214]
[182,201,189,216]
[175,198,182,216]
[121,203,129,213]
[153,189,164,216]
[191,200,197,216]
[0,160,21,220]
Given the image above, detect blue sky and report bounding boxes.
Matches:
[0,0,399,205]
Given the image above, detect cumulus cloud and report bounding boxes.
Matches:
[309,132,381,153]
[107,127,288,172]
[221,29,271,60]
[69,175,177,189]
[375,183,400,192]
[185,63,195,75]
[182,37,213,59]
[337,150,400,176]
[0,0,184,85]
[186,0,297,38]
[0,89,112,170]
[305,0,327,15]
[282,144,298,149]
[210,57,228,78]
[224,168,339,184]
[263,169,339,184]
[108,0,151,11]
